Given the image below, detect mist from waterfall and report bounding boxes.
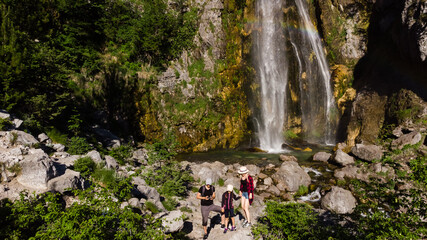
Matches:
[252,0,338,152]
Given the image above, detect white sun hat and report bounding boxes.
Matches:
[238,166,249,174]
[227,184,233,192]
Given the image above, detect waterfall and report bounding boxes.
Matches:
[253,0,337,152]
[294,0,337,145]
[254,0,288,152]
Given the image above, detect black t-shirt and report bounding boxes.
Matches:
[241,178,248,192]
[198,185,215,206]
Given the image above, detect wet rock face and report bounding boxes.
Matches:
[346,91,388,146]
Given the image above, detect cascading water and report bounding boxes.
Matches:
[253,0,338,152]
[253,0,288,152]
[293,0,337,145]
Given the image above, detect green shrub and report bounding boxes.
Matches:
[162,197,178,211]
[294,185,309,197]
[0,118,12,130]
[180,206,192,213]
[0,187,168,239]
[145,201,159,214]
[7,164,22,176]
[73,157,96,178]
[108,145,133,165]
[217,178,225,187]
[67,136,92,155]
[92,168,117,186]
[46,128,68,145]
[252,202,319,239]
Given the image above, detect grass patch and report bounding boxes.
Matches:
[145,201,159,214]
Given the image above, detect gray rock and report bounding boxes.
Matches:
[132,148,148,164]
[333,149,355,166]
[12,119,23,129]
[266,185,281,196]
[52,143,65,152]
[132,176,165,211]
[391,131,422,150]
[279,154,298,162]
[162,210,184,233]
[0,110,10,119]
[105,155,118,170]
[313,152,332,162]
[351,144,383,162]
[92,125,121,149]
[85,150,103,164]
[272,161,311,192]
[334,165,369,182]
[48,169,84,193]
[128,198,142,208]
[38,133,50,143]
[321,186,357,214]
[8,130,39,147]
[263,177,273,186]
[17,159,57,190]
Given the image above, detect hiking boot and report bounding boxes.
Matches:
[203,233,208,239]
[230,226,236,231]
[220,224,225,229]
[223,228,228,234]
[244,222,252,228]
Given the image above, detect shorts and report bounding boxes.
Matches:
[242,192,249,199]
[224,208,235,218]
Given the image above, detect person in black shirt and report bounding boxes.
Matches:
[197,178,224,239]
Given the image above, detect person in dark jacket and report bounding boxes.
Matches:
[238,166,254,228]
[221,184,240,233]
[196,178,224,239]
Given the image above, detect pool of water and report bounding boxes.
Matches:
[176,145,334,167]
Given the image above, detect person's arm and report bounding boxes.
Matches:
[196,188,209,200]
[212,191,216,200]
[197,192,208,200]
[248,176,254,199]
[233,192,241,200]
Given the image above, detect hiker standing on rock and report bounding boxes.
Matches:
[221,184,240,233]
[238,166,254,228]
[197,178,225,239]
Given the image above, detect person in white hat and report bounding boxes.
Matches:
[221,184,240,233]
[238,166,254,228]
[196,178,224,239]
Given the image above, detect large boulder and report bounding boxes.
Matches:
[351,144,383,162]
[391,131,422,150]
[47,169,84,193]
[321,186,357,214]
[8,130,39,147]
[162,210,184,233]
[85,150,104,165]
[190,161,227,184]
[272,161,311,192]
[17,158,57,190]
[313,152,332,162]
[333,149,355,166]
[92,125,121,149]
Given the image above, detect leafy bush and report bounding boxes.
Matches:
[0,187,168,239]
[145,201,159,214]
[0,118,12,130]
[108,145,133,165]
[409,155,427,187]
[73,157,96,178]
[67,136,92,155]
[252,202,320,240]
[162,197,178,211]
[294,185,309,198]
[46,128,68,145]
[92,168,117,186]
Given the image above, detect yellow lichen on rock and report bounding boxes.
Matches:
[337,88,356,114]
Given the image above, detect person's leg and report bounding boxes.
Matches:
[210,204,225,226]
[242,198,251,224]
[231,216,235,227]
[201,206,209,235]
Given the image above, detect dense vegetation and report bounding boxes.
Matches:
[253,140,427,239]
[0,0,197,142]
